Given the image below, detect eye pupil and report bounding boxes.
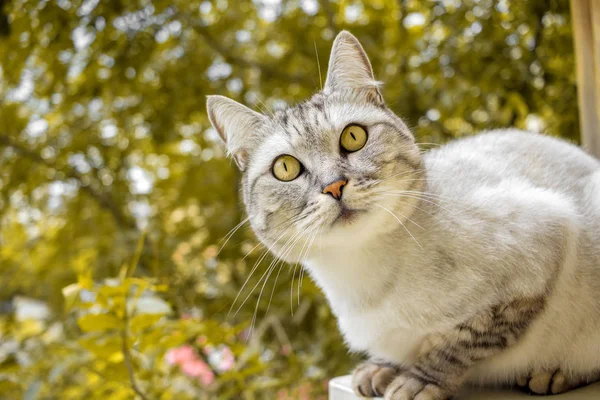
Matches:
[350,132,356,141]
[284,163,288,171]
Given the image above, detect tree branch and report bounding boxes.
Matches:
[0,134,134,229]
[185,19,309,84]
[122,306,150,400]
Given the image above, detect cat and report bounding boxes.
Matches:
[207,31,600,400]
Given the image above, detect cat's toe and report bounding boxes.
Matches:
[550,370,570,394]
[372,366,399,396]
[352,363,377,397]
[517,369,593,395]
[528,371,555,395]
[352,362,399,397]
[384,374,450,400]
[516,375,529,387]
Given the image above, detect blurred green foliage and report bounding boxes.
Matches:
[0,0,579,398]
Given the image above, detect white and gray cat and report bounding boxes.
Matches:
[207,31,600,400]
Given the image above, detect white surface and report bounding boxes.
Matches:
[329,375,600,400]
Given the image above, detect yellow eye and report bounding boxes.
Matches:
[340,124,368,152]
[272,155,302,181]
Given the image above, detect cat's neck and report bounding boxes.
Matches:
[303,198,435,315]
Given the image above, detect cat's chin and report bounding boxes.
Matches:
[332,205,365,226]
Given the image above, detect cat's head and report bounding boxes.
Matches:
[207,31,422,262]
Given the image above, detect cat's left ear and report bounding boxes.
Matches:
[324,31,383,105]
[206,95,267,171]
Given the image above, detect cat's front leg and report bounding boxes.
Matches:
[383,296,545,400]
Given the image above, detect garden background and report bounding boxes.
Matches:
[0,0,580,398]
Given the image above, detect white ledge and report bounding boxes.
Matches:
[329,375,600,400]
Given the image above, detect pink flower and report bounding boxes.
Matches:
[198,368,215,386]
[165,344,196,366]
[181,358,207,377]
[181,358,215,386]
[166,344,216,386]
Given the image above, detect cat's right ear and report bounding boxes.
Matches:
[206,95,267,171]
[324,31,383,105]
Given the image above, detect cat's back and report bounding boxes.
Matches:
[423,129,600,287]
[423,129,600,202]
[421,130,600,381]
[423,129,600,277]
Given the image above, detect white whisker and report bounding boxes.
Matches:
[381,189,468,207]
[291,225,319,309]
[376,194,439,221]
[379,192,466,216]
[247,228,305,338]
[253,95,275,118]
[298,225,321,303]
[248,222,314,338]
[375,203,423,249]
[266,225,312,315]
[241,242,263,261]
[314,40,323,90]
[229,228,290,318]
[217,216,250,256]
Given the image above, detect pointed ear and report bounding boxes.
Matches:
[206,95,267,171]
[324,31,383,104]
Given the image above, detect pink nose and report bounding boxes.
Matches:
[323,179,347,200]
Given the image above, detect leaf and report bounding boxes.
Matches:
[62,283,80,311]
[130,313,164,333]
[107,351,124,363]
[77,313,121,332]
[77,271,94,290]
[79,333,122,358]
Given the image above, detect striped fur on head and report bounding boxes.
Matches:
[207,31,422,261]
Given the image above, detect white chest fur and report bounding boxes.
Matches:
[337,303,426,364]
[304,245,428,365]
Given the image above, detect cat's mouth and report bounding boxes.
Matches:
[332,205,364,225]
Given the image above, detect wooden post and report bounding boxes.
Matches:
[571,0,600,157]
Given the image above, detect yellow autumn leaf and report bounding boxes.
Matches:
[77,314,121,332]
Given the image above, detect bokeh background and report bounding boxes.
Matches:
[0,0,580,399]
